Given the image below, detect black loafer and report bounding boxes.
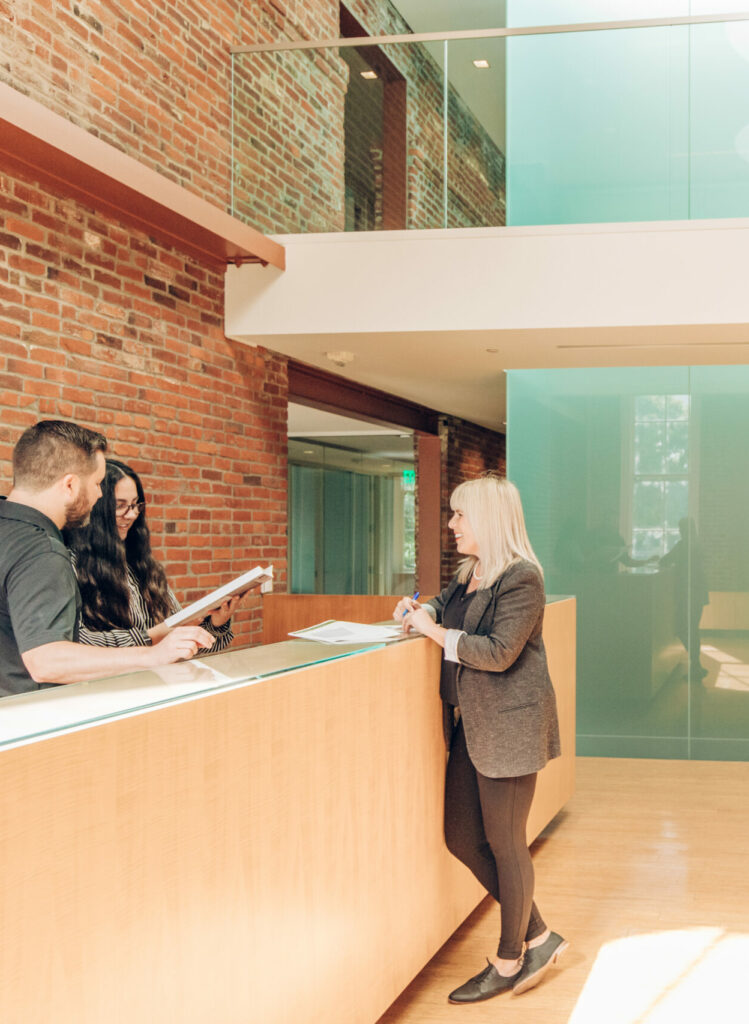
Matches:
[513,932,569,995]
[448,959,521,1004]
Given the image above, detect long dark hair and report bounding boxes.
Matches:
[66,459,172,630]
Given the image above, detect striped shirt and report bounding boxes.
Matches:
[75,563,233,652]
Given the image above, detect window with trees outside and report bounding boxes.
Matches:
[631,394,690,560]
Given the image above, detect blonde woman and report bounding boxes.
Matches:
[393,474,567,1003]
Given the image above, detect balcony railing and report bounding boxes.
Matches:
[230,10,749,235]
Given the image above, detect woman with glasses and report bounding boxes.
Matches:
[66,459,236,650]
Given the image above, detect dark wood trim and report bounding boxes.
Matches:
[287,359,440,434]
[416,434,443,595]
[0,82,285,271]
[382,78,407,230]
[340,3,407,230]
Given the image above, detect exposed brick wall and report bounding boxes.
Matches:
[232,46,348,233]
[1,0,310,645]
[0,0,339,215]
[437,414,506,587]
[232,0,506,234]
[0,164,288,646]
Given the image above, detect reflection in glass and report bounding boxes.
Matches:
[446,36,507,228]
[509,366,749,761]
[288,432,415,595]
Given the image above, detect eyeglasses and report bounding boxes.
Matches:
[115,500,146,518]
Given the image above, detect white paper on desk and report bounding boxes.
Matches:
[288,620,403,644]
[163,565,273,628]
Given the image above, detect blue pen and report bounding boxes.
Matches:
[402,591,420,616]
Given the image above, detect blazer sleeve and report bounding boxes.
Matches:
[456,563,545,674]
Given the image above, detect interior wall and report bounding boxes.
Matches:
[0,163,289,645]
[438,414,506,586]
[509,365,749,762]
[0,1,330,644]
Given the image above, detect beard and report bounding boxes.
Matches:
[64,492,93,529]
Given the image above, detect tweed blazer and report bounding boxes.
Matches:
[427,559,561,779]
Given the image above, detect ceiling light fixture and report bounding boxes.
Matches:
[360,69,378,80]
[325,350,355,368]
[473,59,490,69]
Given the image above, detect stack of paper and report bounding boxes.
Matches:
[288,620,403,645]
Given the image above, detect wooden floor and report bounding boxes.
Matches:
[376,757,749,1024]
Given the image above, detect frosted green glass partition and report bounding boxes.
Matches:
[231,12,749,233]
[508,366,749,761]
[288,439,416,595]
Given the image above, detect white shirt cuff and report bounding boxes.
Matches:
[423,604,437,621]
[443,629,465,663]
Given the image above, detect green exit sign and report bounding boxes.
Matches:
[402,469,415,485]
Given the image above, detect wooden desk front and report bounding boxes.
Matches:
[0,598,575,1024]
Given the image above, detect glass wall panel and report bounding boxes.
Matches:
[288,436,415,595]
[509,365,749,761]
[690,21,749,218]
[505,25,690,225]
[689,366,749,761]
[231,48,349,234]
[232,43,445,233]
[506,1,689,26]
[446,36,506,228]
[507,367,692,759]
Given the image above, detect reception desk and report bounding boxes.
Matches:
[0,596,575,1024]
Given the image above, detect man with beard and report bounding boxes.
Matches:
[1,420,214,696]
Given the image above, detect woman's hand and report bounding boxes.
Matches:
[404,606,434,635]
[148,626,215,665]
[210,594,242,628]
[393,596,421,622]
[402,608,448,649]
[147,621,171,643]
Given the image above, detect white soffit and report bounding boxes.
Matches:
[226,222,749,431]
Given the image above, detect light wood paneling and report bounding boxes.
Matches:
[700,591,749,630]
[262,593,408,644]
[263,594,576,844]
[529,597,576,840]
[0,600,575,1024]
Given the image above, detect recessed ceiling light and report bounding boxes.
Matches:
[360,69,378,80]
[473,59,490,69]
[325,350,354,366]
[303,449,314,454]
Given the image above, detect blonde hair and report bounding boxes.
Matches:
[450,474,543,588]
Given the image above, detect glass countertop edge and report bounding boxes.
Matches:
[0,640,388,752]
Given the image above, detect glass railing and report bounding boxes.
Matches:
[230,10,749,234]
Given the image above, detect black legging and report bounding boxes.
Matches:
[444,718,547,960]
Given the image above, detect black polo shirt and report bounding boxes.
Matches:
[0,497,80,697]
